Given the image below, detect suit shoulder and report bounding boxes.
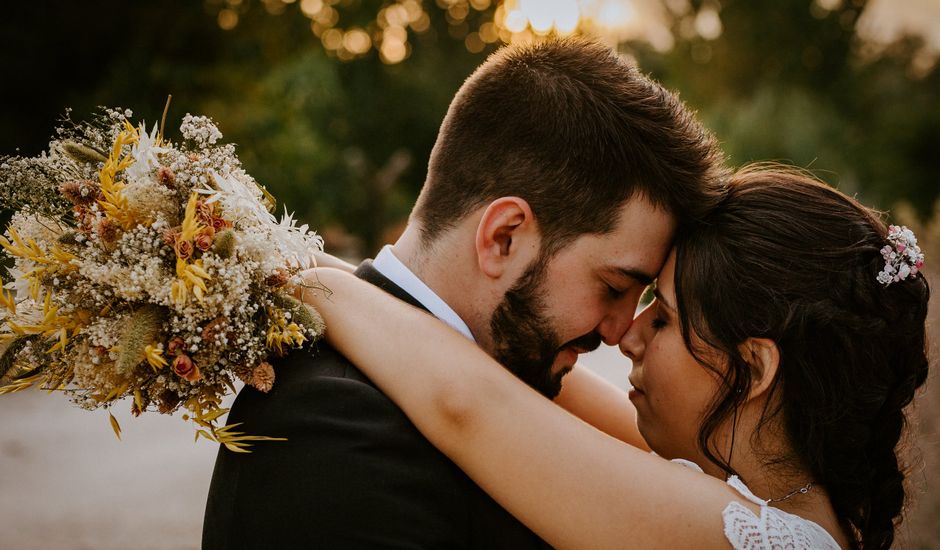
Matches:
[227,341,417,436]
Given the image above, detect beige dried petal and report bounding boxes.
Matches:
[250,362,275,393]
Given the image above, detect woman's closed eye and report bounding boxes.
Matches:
[650,302,668,330]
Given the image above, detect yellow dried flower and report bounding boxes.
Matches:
[0,275,15,316]
[144,344,168,371]
[97,122,140,230]
[172,258,211,305]
[179,193,204,242]
[265,313,307,356]
[271,293,325,338]
[5,292,85,354]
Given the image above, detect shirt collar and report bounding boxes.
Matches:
[372,245,476,342]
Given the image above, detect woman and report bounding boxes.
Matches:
[299,167,929,549]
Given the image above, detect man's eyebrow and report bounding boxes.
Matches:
[653,287,677,312]
[609,267,656,286]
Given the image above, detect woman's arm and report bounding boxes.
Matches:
[313,250,357,272]
[555,366,650,451]
[299,268,748,549]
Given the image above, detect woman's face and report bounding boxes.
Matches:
[620,250,725,463]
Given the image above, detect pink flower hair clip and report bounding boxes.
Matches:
[876,225,925,286]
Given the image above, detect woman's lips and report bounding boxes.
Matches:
[628,378,644,400]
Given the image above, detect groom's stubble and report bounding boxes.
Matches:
[489,251,603,399]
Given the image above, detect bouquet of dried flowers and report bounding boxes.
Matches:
[0,105,325,451]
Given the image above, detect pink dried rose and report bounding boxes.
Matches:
[156,167,176,188]
[167,337,186,356]
[210,217,232,232]
[163,226,182,247]
[172,354,201,383]
[196,200,214,224]
[174,238,194,260]
[194,231,214,252]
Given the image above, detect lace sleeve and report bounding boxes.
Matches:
[668,458,841,549]
[722,501,842,549]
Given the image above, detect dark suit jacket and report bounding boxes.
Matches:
[203,261,551,549]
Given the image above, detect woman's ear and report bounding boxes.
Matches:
[739,338,780,401]
[475,197,539,279]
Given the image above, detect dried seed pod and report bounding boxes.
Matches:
[115,305,167,374]
[212,229,235,259]
[59,179,100,206]
[61,141,107,164]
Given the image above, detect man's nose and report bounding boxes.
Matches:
[597,306,634,346]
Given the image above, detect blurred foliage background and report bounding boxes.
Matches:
[1,0,938,544]
[2,0,938,256]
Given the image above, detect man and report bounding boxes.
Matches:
[203,38,725,548]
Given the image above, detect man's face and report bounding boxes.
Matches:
[488,195,675,398]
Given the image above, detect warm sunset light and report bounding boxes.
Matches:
[213,0,710,62]
[209,0,940,70]
[501,0,637,37]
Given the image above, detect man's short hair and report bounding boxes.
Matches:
[412,38,727,253]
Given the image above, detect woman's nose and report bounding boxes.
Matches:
[619,305,649,361]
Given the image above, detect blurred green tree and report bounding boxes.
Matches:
[2,0,936,255]
[642,0,939,214]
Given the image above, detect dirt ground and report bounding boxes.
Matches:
[0,332,936,548]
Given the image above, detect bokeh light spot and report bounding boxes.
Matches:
[465,31,485,53]
[344,28,372,55]
[694,7,723,40]
[218,8,239,30]
[300,0,323,18]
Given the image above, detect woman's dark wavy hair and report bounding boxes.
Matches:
[674,165,929,549]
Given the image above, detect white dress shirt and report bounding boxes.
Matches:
[372,245,476,342]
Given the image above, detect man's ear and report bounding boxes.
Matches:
[739,338,780,401]
[475,197,539,279]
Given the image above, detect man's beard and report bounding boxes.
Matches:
[489,255,602,399]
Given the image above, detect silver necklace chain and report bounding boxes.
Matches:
[768,481,815,503]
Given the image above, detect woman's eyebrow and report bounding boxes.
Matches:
[653,287,677,312]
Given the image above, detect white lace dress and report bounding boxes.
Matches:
[672,459,842,549]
